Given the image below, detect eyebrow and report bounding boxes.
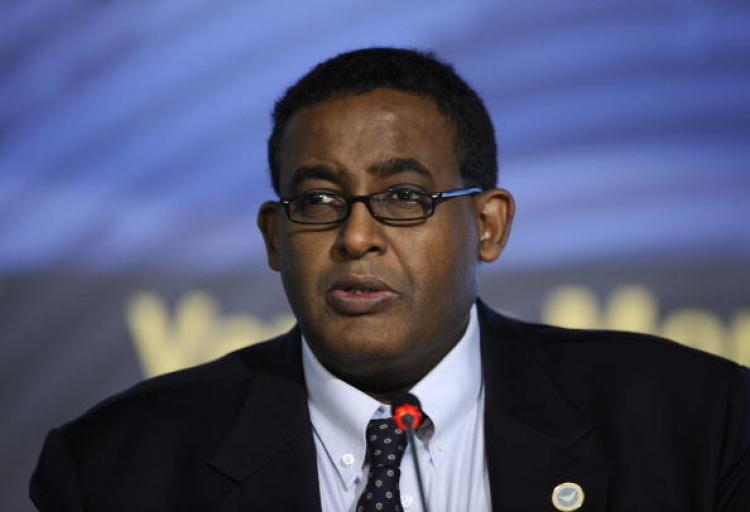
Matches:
[288,165,339,192]
[287,157,433,192]
[367,158,432,179]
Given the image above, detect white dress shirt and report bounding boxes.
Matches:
[301,304,491,512]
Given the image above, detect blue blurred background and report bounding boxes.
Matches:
[2,1,749,509]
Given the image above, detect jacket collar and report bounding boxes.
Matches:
[205,303,608,511]
[478,300,609,510]
[206,327,322,511]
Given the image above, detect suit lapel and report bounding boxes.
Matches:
[478,302,609,511]
[206,329,322,511]
[199,303,610,511]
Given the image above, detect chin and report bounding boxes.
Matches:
[320,330,407,366]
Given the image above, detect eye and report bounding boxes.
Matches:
[288,190,345,223]
[299,191,339,205]
[385,187,424,202]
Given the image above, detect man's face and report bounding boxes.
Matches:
[259,88,511,393]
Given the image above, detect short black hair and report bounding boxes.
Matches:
[268,47,497,194]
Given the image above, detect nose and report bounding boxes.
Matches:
[336,201,386,259]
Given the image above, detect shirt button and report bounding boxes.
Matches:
[402,495,413,508]
[341,453,355,467]
[435,439,445,451]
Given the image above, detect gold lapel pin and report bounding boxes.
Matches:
[552,481,585,511]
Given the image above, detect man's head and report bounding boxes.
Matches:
[268,47,498,194]
[259,48,514,397]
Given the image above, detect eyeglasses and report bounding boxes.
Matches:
[279,186,482,224]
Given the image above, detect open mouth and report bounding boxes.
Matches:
[326,275,399,314]
[338,287,384,295]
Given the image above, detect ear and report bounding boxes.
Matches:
[474,188,515,263]
[257,201,282,271]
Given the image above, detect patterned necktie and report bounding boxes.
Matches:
[356,418,408,512]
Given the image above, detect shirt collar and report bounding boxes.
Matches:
[410,304,482,462]
[302,337,381,490]
[301,304,482,489]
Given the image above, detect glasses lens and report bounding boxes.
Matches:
[289,192,346,223]
[370,189,431,220]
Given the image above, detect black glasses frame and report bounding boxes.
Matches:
[279,187,483,225]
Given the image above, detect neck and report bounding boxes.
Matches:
[335,311,472,401]
[369,387,411,405]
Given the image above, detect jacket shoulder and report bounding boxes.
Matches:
[481,303,741,379]
[54,331,299,460]
[31,331,304,510]
[479,304,746,431]
[520,317,740,378]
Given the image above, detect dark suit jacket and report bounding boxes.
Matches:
[31,301,750,511]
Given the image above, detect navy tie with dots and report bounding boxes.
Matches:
[356,418,408,512]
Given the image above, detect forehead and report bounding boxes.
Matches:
[277,88,460,191]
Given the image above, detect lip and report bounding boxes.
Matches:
[326,275,400,315]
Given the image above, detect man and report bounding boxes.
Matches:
[31,48,749,511]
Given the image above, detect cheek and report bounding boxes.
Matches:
[278,230,330,301]
[395,212,478,300]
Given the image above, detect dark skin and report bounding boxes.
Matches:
[258,88,514,400]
